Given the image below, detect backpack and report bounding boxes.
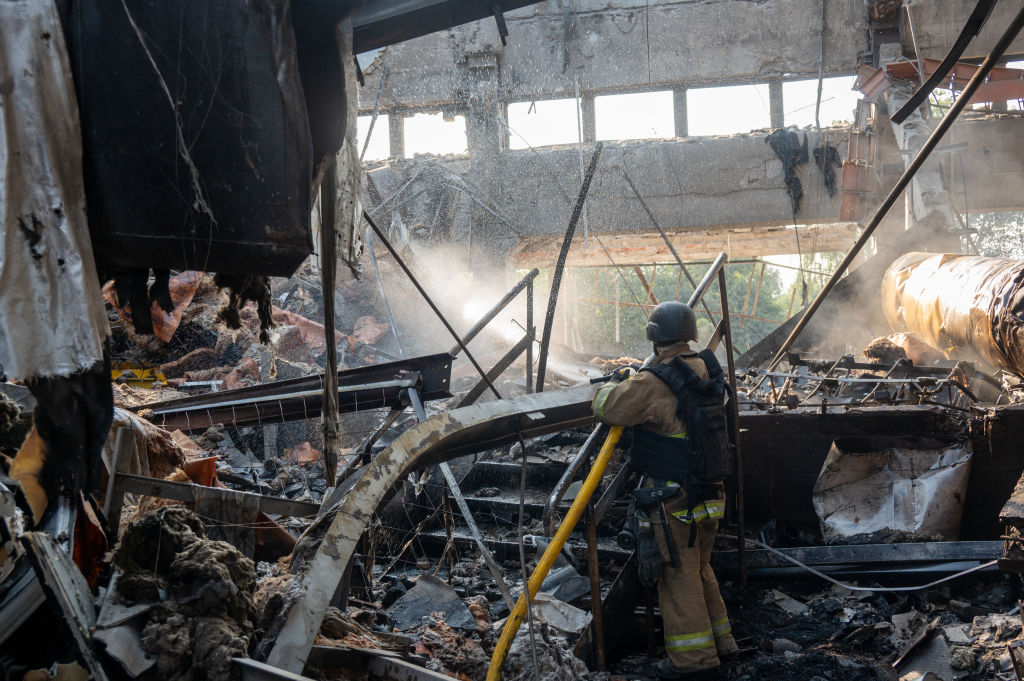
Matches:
[636,349,734,485]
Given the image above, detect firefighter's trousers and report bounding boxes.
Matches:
[653,490,738,672]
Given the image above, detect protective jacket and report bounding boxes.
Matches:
[592,341,738,673]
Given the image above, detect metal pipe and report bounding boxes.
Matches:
[319,164,340,485]
[454,334,531,408]
[357,407,406,464]
[536,143,603,392]
[364,211,503,401]
[448,268,540,357]
[764,6,1024,374]
[586,505,606,671]
[717,267,745,585]
[487,425,624,681]
[688,252,728,310]
[526,280,534,393]
[542,425,607,536]
[359,66,387,163]
[366,226,405,358]
[881,252,1024,377]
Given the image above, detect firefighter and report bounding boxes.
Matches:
[592,300,738,680]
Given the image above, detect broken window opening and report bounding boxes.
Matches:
[403,112,468,156]
[357,114,391,161]
[782,76,862,128]
[687,83,771,136]
[507,98,580,149]
[594,90,674,141]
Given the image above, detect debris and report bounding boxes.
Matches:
[524,592,592,636]
[418,615,491,679]
[502,621,590,681]
[893,616,941,668]
[388,574,477,632]
[813,143,842,197]
[537,564,590,604]
[897,628,955,681]
[109,507,257,681]
[766,589,811,616]
[22,531,109,681]
[102,407,187,482]
[765,129,808,214]
[772,638,802,655]
[864,333,945,366]
[285,442,322,466]
[353,316,391,346]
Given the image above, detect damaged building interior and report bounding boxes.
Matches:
[12,0,1024,679]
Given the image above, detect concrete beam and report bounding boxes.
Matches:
[356,0,868,111]
[951,114,1024,214]
[488,131,844,237]
[904,1,1024,62]
[509,222,861,268]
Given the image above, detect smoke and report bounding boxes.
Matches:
[370,239,534,372]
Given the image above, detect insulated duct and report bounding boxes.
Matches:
[882,252,1024,376]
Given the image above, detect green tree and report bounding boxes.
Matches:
[972,212,1024,259]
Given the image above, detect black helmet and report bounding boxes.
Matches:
[646,301,698,344]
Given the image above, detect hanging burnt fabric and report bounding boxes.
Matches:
[813,143,842,197]
[60,0,314,277]
[765,129,808,214]
[882,252,1024,377]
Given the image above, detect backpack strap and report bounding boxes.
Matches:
[697,349,723,381]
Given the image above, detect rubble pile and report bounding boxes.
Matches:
[721,576,1024,681]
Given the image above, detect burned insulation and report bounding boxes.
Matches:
[882,252,1024,377]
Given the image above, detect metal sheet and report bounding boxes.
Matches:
[812,442,973,541]
[22,531,109,681]
[144,353,452,432]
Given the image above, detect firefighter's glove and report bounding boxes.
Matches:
[635,513,662,587]
[611,366,637,384]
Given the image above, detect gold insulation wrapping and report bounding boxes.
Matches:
[882,252,1024,375]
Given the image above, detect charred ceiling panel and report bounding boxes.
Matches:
[62,0,315,277]
[351,0,545,53]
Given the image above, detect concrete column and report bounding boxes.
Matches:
[497,100,509,151]
[673,87,687,137]
[581,93,596,142]
[769,79,784,128]
[885,81,957,242]
[462,52,505,265]
[388,113,404,158]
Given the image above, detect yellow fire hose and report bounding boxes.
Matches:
[486,425,624,681]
